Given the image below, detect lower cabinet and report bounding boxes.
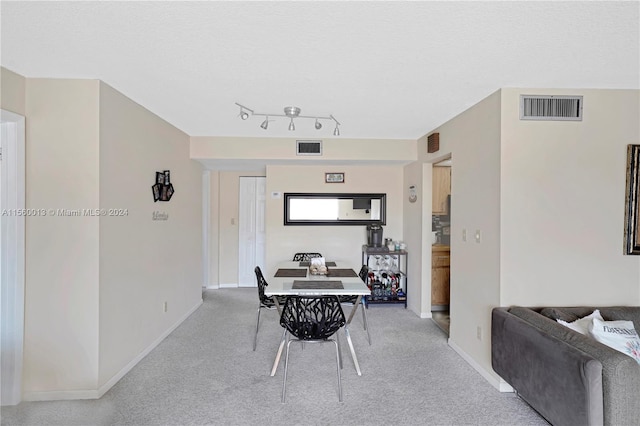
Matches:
[431,246,450,309]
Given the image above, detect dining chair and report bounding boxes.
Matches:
[253,266,286,351]
[279,295,346,403]
[337,264,371,345]
[291,252,323,262]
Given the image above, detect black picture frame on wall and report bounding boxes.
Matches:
[624,144,640,255]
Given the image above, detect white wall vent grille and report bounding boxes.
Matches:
[296,140,322,156]
[520,95,583,121]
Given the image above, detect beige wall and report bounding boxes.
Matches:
[265,164,404,281]
[422,88,640,390]
[500,88,640,306]
[24,79,101,394]
[424,90,503,383]
[195,136,416,290]
[191,136,415,162]
[1,67,26,115]
[97,82,203,388]
[17,75,203,400]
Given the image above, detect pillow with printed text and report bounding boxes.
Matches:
[589,317,640,364]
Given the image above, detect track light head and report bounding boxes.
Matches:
[315,119,322,130]
[260,117,269,130]
[333,125,340,136]
[240,110,249,120]
[288,118,295,131]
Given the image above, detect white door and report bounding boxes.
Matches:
[238,177,266,287]
[0,110,26,406]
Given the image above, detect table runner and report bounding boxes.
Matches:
[292,280,344,289]
[274,269,307,277]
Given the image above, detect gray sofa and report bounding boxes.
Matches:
[491,306,640,426]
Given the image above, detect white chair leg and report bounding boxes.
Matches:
[281,340,294,403]
[333,340,343,402]
[253,306,262,351]
[336,331,343,369]
[361,299,371,345]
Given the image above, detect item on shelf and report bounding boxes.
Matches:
[367,224,384,247]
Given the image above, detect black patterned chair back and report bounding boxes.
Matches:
[254,266,272,306]
[358,265,369,283]
[292,252,323,262]
[280,296,346,341]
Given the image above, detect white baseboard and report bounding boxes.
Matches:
[205,284,219,289]
[447,337,513,393]
[219,283,238,288]
[23,298,204,402]
[420,311,432,319]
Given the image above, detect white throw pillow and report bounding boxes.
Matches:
[557,309,603,335]
[589,317,640,364]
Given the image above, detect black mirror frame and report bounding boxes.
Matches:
[284,193,386,226]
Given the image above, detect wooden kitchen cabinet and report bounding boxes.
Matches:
[431,246,450,309]
[432,166,451,215]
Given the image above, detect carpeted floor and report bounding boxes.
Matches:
[1,288,548,426]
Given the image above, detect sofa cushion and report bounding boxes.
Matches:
[557,309,603,335]
[539,307,580,322]
[598,307,640,333]
[589,317,640,364]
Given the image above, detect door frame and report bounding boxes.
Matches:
[1,109,26,406]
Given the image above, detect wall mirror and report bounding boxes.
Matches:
[284,193,386,226]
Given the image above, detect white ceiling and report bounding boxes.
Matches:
[1,1,638,141]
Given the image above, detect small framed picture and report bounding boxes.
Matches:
[325,172,345,183]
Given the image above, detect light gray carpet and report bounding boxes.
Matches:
[1,289,548,426]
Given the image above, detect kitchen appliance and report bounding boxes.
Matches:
[440,224,451,245]
[367,224,384,247]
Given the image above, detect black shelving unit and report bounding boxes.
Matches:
[362,245,407,308]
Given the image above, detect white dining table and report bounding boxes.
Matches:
[265,260,370,377]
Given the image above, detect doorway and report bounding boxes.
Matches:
[237,177,266,287]
[1,109,26,406]
[431,158,451,335]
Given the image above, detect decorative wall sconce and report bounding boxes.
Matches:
[152,170,174,202]
[235,102,341,135]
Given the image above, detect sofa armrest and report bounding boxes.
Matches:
[507,306,640,426]
[492,307,604,426]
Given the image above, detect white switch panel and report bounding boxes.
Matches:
[462,229,467,242]
[475,230,481,243]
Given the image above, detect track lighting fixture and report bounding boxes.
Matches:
[235,103,340,134]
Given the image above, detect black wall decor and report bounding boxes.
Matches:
[152,170,174,202]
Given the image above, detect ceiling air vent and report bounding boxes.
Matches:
[296,140,322,156]
[520,95,583,121]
